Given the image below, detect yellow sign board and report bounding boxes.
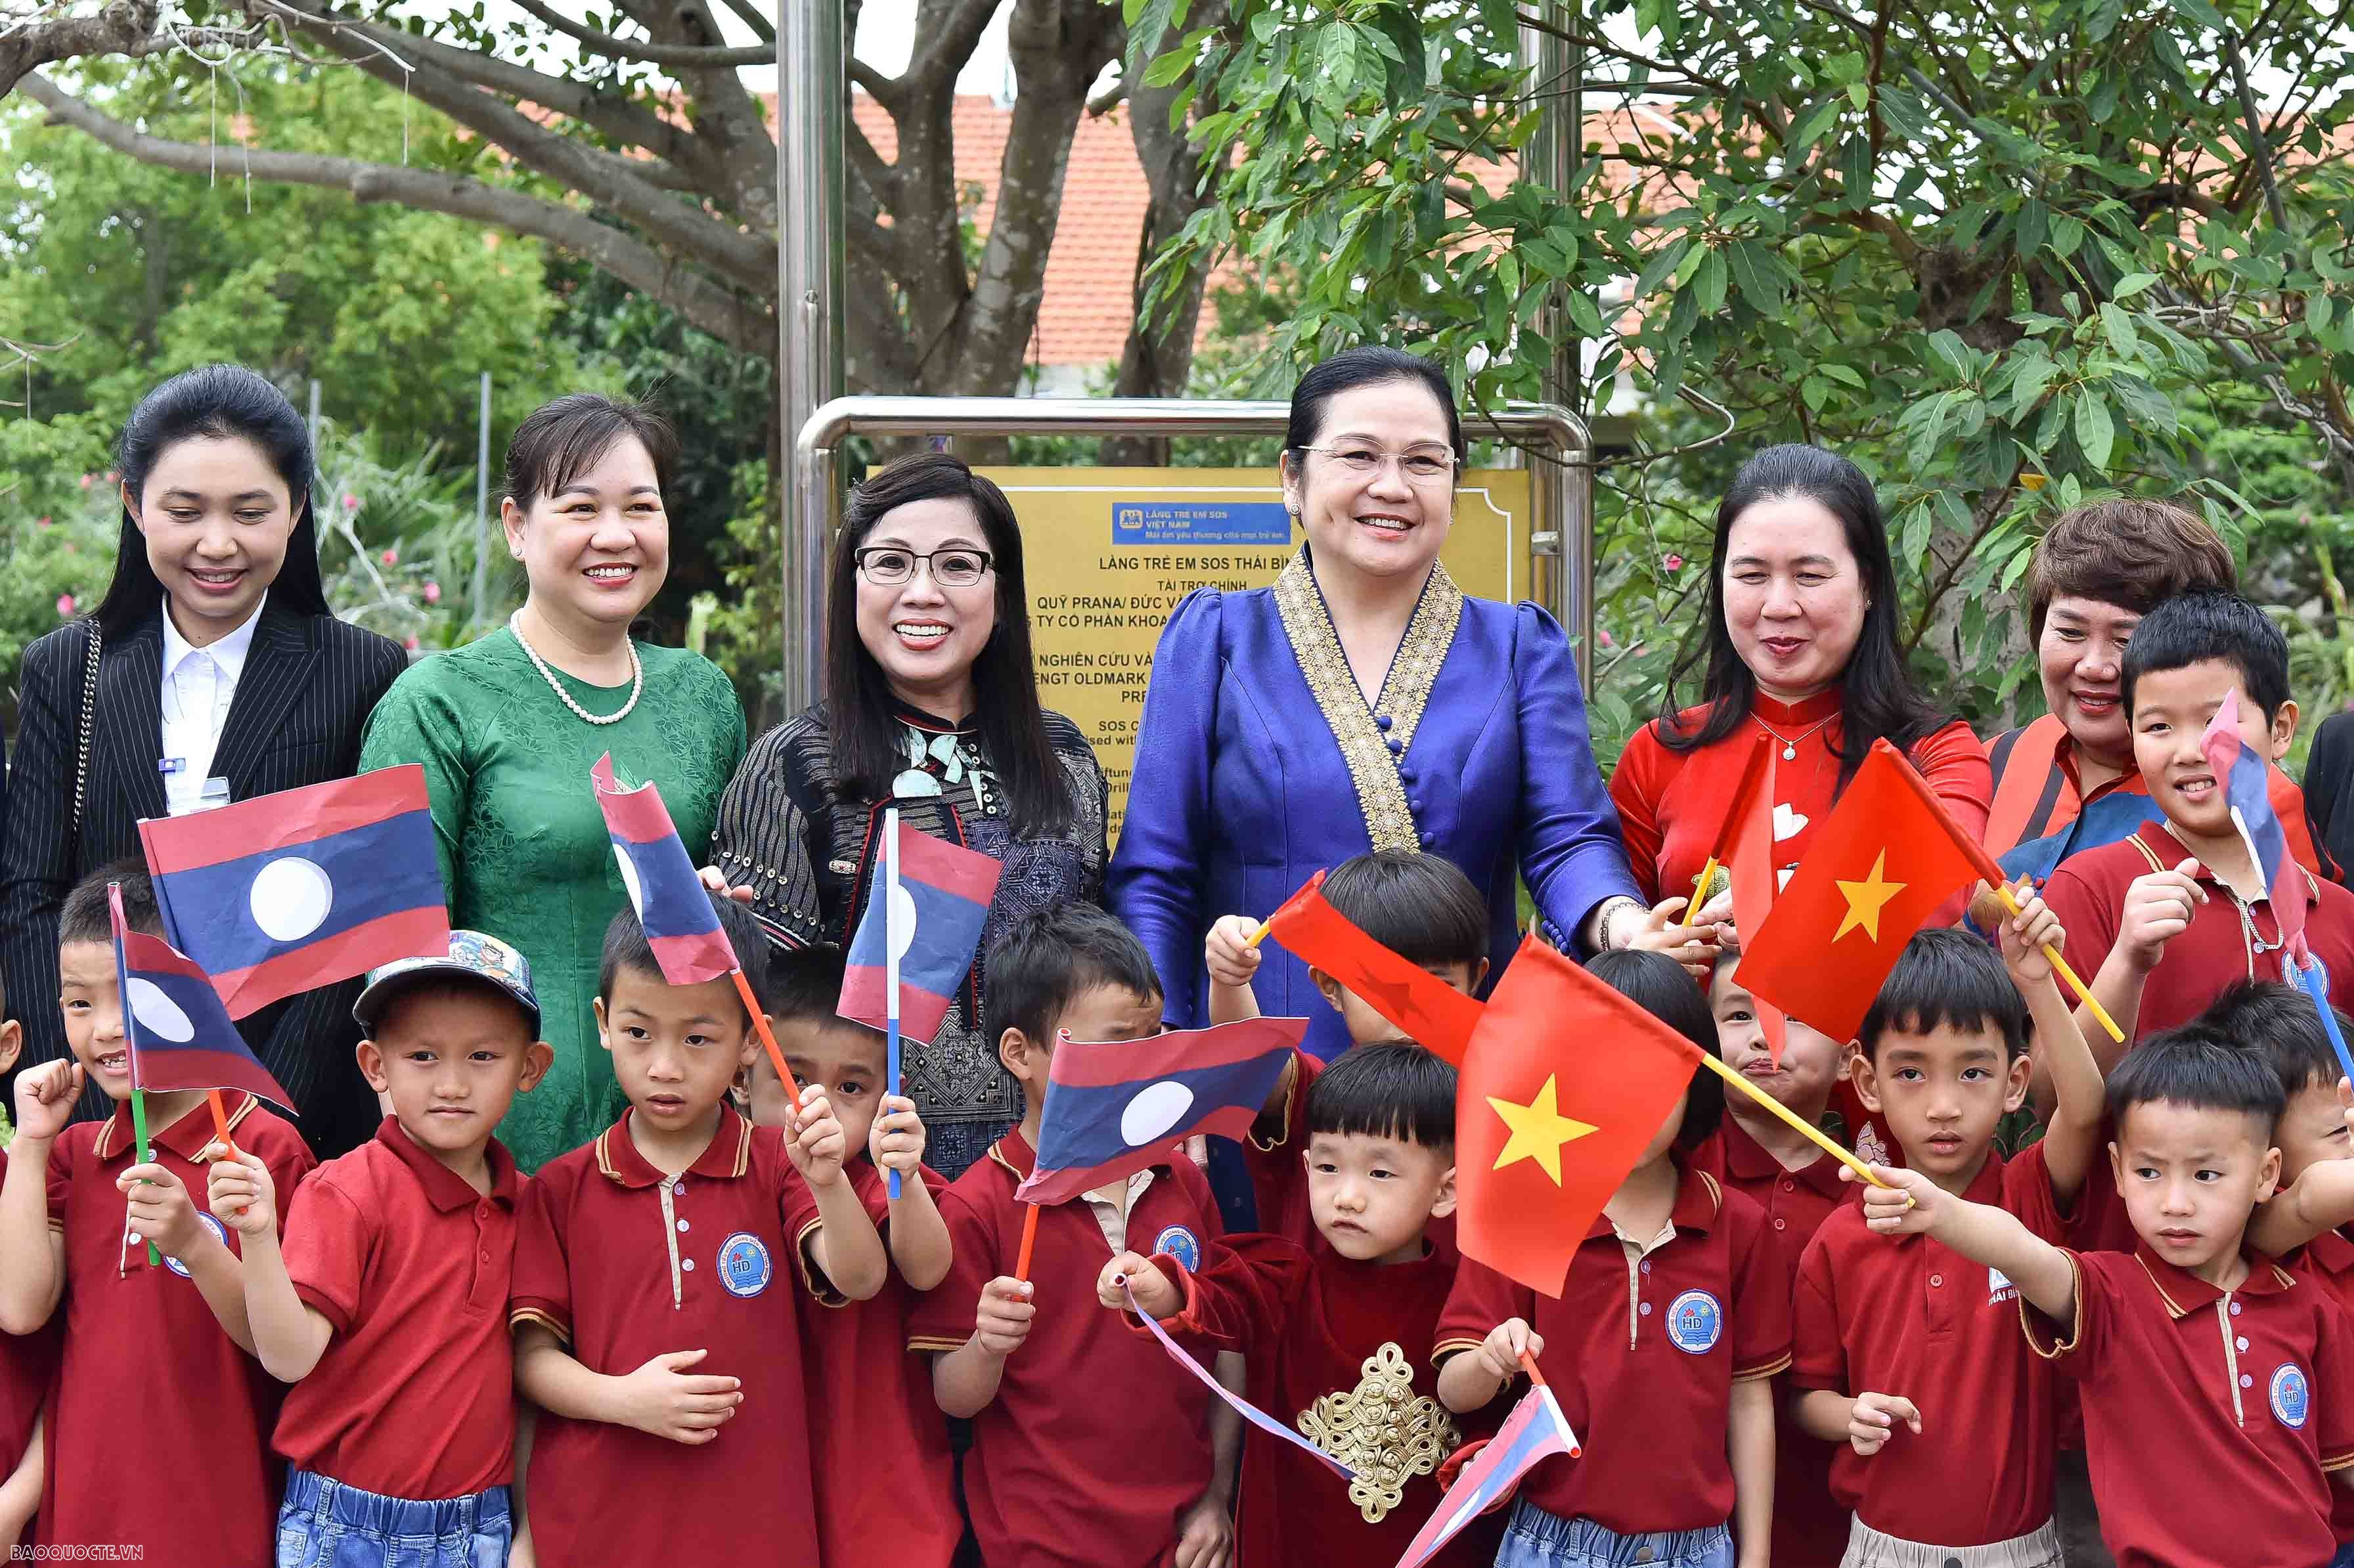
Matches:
[981,466,1534,842]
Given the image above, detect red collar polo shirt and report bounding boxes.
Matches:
[795,1155,961,1568]
[42,1093,313,1566]
[1433,1164,1791,1538]
[2025,1244,2354,1568]
[906,1127,1224,1568]
[1791,1143,2072,1547]
[271,1116,523,1499]
[510,1108,823,1567]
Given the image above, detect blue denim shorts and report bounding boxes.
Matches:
[275,1468,512,1568]
[1495,1500,1735,1568]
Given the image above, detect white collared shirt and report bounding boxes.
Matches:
[159,594,265,799]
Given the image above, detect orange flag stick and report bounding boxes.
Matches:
[1877,741,2125,1043]
[1013,1203,1040,1282]
[731,968,805,1115]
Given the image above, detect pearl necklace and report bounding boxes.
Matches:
[508,611,642,726]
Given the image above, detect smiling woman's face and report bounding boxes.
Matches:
[1720,495,1867,703]
[128,435,296,646]
[852,496,999,719]
[1283,380,1457,583]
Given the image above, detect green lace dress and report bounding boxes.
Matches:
[357,630,747,1170]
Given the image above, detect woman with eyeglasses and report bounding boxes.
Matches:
[709,452,1107,1178]
[1112,345,1673,1079]
[358,393,747,1171]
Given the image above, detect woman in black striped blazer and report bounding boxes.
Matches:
[0,365,406,1158]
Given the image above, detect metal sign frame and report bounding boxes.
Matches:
[785,395,1597,714]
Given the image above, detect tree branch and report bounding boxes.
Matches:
[0,0,159,97]
[502,0,774,66]
[20,72,772,357]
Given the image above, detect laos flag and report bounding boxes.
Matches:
[838,828,1002,1044]
[140,766,449,1020]
[592,754,739,986]
[1015,1017,1308,1207]
[2203,691,2308,959]
[1393,1383,1582,1568]
[110,884,294,1110]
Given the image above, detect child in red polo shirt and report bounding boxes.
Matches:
[748,946,960,1568]
[2043,592,2354,1050]
[1693,957,1857,1567]
[510,895,886,1568]
[1209,849,1488,1246]
[1790,913,2104,1568]
[200,930,552,1568]
[0,863,313,1567]
[1103,1041,1495,1568]
[1435,949,1787,1568]
[1865,1028,2354,1568]
[0,988,55,1554]
[2221,980,2354,1567]
[908,904,1237,1568]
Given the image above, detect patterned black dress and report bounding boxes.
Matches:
[710,699,1108,1177]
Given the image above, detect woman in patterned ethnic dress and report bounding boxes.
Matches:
[709,453,1107,1180]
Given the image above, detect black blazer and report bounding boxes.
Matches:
[0,602,407,1158]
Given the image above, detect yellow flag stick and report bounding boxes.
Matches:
[1984,880,2124,1043]
[1245,919,1272,949]
[1693,1048,1892,1189]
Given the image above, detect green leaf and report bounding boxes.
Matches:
[2113,272,2160,298]
[1142,48,1195,88]
[2016,200,2049,259]
[2099,301,2141,362]
[1846,81,1870,110]
[1694,248,1728,315]
[2167,0,2225,28]
[2076,394,2116,470]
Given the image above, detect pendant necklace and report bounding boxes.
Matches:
[1753,712,1835,762]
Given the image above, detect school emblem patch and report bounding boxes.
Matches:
[1152,1225,1201,1273]
[1666,1289,1723,1354]
[2271,1362,2311,1429]
[1988,1266,2017,1305]
[164,1212,229,1279]
[717,1232,772,1297]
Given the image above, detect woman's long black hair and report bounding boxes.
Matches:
[1660,443,1949,787]
[92,364,330,637]
[822,452,1073,833]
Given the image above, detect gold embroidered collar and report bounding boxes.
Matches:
[1272,546,1463,853]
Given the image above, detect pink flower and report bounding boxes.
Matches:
[1598,628,1616,649]
[55,594,75,618]
[35,515,49,529]
[78,474,92,490]
[403,636,421,651]
[1663,553,1684,572]
[381,548,398,567]
[344,493,361,512]
[423,581,441,604]
[103,471,116,484]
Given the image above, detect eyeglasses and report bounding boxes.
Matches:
[1297,445,1459,483]
[853,546,994,588]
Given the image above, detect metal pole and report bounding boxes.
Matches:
[780,0,847,713]
[1518,1,1593,682]
[307,379,321,452]
[791,397,1597,689]
[474,372,493,629]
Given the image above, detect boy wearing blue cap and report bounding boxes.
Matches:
[206,930,553,1568]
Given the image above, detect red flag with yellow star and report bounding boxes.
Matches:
[1262,869,1485,1065]
[1456,936,1707,1297]
[1723,739,1789,1065]
[1733,739,1984,1043]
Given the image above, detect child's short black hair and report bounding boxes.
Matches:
[1860,929,2030,1061]
[985,905,1162,1047]
[1320,851,1489,973]
[1586,947,1721,1150]
[765,944,849,1026]
[2108,1023,2287,1140]
[2196,979,2349,1099]
[2120,590,2290,723]
[598,894,769,1020]
[1303,1041,1457,1153]
[60,860,161,947]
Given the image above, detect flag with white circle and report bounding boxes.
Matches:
[139,766,448,1021]
[109,882,295,1110]
[591,754,739,986]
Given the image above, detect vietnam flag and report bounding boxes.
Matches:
[1734,740,1983,1043]
[1456,936,1706,1297]
[1262,870,1484,1065]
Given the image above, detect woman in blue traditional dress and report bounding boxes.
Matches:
[1111,346,1702,1068]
